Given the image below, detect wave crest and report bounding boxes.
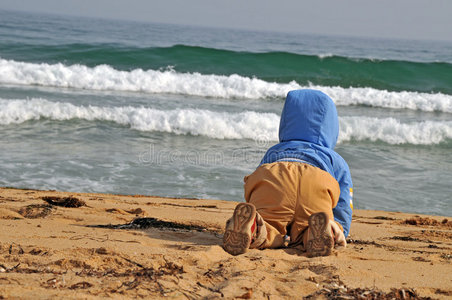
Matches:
[0,98,280,140]
[339,117,452,145]
[1,98,451,145]
[1,58,451,113]
[0,58,299,99]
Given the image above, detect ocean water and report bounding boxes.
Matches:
[0,10,451,216]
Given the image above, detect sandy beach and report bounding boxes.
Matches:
[0,187,451,299]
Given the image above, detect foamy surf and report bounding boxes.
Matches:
[1,98,451,145]
[315,85,452,113]
[0,58,300,99]
[1,58,451,113]
[339,117,452,145]
[0,98,280,140]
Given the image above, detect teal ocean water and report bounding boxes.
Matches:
[1,10,451,216]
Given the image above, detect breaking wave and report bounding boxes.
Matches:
[1,98,451,145]
[1,58,452,113]
[0,58,299,99]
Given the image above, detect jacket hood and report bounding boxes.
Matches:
[279,89,339,149]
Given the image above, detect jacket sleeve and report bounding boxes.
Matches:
[332,156,353,237]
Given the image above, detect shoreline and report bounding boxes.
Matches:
[0,187,451,299]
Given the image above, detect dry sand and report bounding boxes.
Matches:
[0,187,451,299]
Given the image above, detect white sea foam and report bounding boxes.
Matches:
[1,58,452,113]
[1,98,451,145]
[0,58,300,99]
[317,53,334,59]
[0,98,280,140]
[339,117,452,145]
[314,85,452,113]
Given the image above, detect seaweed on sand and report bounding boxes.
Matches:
[42,196,86,208]
[88,217,208,232]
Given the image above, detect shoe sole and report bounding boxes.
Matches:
[306,212,334,257]
[223,203,256,256]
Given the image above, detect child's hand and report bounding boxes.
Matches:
[330,220,347,248]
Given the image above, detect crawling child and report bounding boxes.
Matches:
[223,89,353,257]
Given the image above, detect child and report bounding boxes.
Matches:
[223,89,353,257]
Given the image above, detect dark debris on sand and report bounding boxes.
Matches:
[2,257,184,297]
[18,204,53,218]
[113,261,184,279]
[403,217,451,228]
[42,196,86,208]
[373,216,396,220]
[304,283,433,300]
[75,261,184,295]
[88,217,209,232]
[390,236,425,242]
[346,239,383,247]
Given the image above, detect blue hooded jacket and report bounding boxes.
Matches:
[260,89,353,237]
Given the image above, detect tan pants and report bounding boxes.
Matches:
[244,161,342,248]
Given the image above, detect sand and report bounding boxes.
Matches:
[0,187,451,299]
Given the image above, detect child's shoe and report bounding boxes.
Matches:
[223,203,266,255]
[305,212,334,257]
